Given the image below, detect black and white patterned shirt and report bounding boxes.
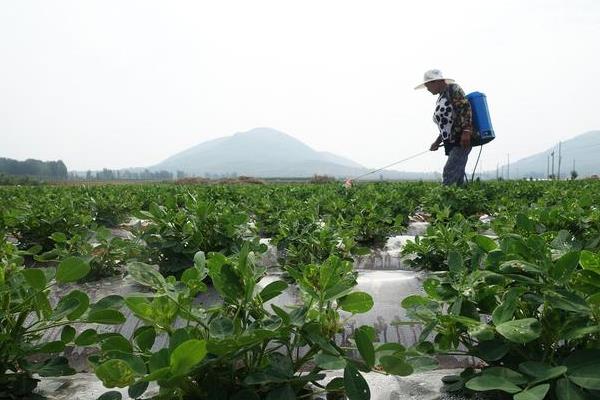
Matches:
[433,95,454,141]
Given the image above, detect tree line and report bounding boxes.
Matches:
[0,157,68,179]
[84,168,177,181]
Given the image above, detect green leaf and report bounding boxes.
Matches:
[580,250,600,275]
[97,391,122,400]
[551,251,580,280]
[344,364,370,400]
[482,367,527,385]
[380,355,413,376]
[448,251,464,275]
[86,309,126,325]
[125,297,153,320]
[555,378,586,400]
[518,361,567,385]
[208,259,243,301]
[61,325,76,343]
[544,289,590,314]
[127,262,166,290]
[92,295,125,311]
[563,324,600,340]
[30,356,75,377]
[148,348,169,373]
[101,335,132,354]
[95,359,135,388]
[354,326,375,368]
[133,326,156,352]
[496,318,541,344]
[338,291,374,314]
[259,280,288,302]
[265,385,295,400]
[128,381,149,399]
[588,292,600,306]
[21,268,46,289]
[194,250,206,272]
[270,304,291,325]
[75,329,99,346]
[468,324,495,341]
[59,290,90,320]
[406,356,438,373]
[50,232,68,243]
[465,375,522,394]
[376,343,406,353]
[51,296,81,321]
[169,339,207,377]
[209,317,234,339]
[315,353,346,369]
[38,341,66,353]
[473,235,497,252]
[326,377,345,391]
[568,364,600,390]
[181,266,200,283]
[514,384,550,400]
[492,287,524,325]
[564,349,600,390]
[302,322,339,355]
[56,256,90,283]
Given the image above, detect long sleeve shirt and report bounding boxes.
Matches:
[433,83,473,155]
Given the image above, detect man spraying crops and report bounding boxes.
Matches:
[415,69,474,186]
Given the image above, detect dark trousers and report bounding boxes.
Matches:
[443,146,471,186]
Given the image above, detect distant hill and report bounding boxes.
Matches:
[152,127,439,180]
[497,131,600,179]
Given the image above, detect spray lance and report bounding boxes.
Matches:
[344,149,430,188]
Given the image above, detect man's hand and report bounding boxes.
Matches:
[430,141,440,151]
[460,130,472,148]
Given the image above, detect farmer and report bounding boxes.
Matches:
[415,69,473,186]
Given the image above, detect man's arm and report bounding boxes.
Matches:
[430,134,442,151]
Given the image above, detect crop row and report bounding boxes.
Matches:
[1,180,600,399]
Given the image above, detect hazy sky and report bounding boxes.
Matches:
[1,0,599,174]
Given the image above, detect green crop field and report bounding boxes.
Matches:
[1,180,599,399]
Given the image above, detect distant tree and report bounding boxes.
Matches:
[571,170,578,180]
[0,157,67,179]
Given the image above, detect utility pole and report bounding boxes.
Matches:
[496,163,499,180]
[507,154,510,180]
[557,141,562,180]
[547,155,550,179]
[551,150,555,179]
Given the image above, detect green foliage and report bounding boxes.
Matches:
[402,214,482,271]
[0,157,68,180]
[136,193,258,275]
[402,232,600,399]
[35,226,146,281]
[4,180,600,398]
[93,247,433,399]
[0,237,126,398]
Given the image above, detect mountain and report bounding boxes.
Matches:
[152,127,438,180]
[497,131,600,179]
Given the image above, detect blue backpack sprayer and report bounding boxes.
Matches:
[465,91,495,182]
[345,91,495,187]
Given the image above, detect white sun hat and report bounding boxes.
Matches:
[414,69,455,90]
